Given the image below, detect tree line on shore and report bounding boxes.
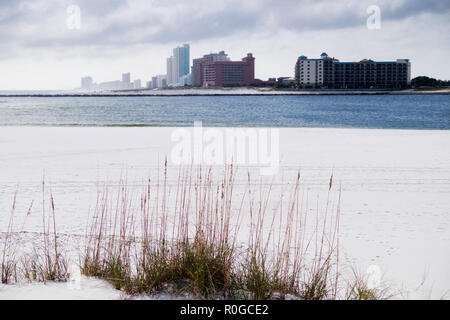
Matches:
[412,76,450,88]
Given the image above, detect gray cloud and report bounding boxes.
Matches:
[0,0,449,55]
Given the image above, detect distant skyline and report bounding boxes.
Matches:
[0,0,449,90]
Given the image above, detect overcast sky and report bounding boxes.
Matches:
[0,0,449,90]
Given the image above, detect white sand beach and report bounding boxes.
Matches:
[0,127,449,299]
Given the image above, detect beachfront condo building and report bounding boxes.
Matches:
[192,51,231,86]
[166,44,190,86]
[295,53,411,89]
[198,53,255,87]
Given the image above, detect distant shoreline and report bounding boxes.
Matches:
[0,88,449,97]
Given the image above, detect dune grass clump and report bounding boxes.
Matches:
[345,269,392,300]
[80,180,134,290]
[131,239,235,297]
[233,172,341,300]
[1,184,70,284]
[1,193,19,284]
[23,183,70,282]
[80,161,343,300]
[81,163,239,298]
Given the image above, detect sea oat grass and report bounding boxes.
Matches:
[345,269,392,300]
[22,184,70,282]
[78,163,346,300]
[1,194,19,284]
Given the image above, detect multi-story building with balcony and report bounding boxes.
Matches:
[200,53,255,87]
[192,51,230,87]
[295,52,411,89]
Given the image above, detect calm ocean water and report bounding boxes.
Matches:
[0,95,449,128]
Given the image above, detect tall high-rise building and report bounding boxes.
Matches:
[122,72,131,89]
[166,44,190,86]
[167,57,175,85]
[134,79,141,89]
[81,76,93,90]
[151,76,158,89]
[192,51,230,87]
[294,52,411,89]
[175,44,190,80]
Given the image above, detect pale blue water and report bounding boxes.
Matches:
[0,95,449,129]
